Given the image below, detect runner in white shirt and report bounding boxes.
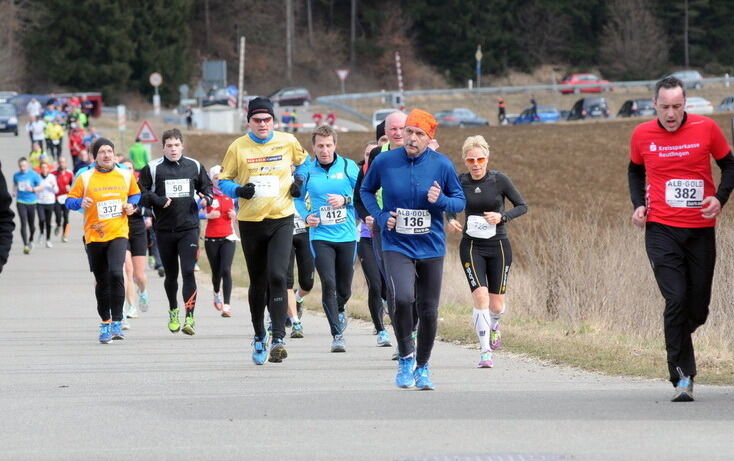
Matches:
[37,161,59,248]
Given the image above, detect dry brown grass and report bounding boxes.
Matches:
[188,114,734,383]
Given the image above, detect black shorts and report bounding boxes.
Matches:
[459,237,512,294]
[127,216,148,257]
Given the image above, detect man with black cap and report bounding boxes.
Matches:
[66,138,141,343]
[219,97,310,365]
[139,128,213,336]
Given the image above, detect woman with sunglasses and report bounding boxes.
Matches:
[447,135,527,368]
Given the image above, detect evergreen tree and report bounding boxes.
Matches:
[128,0,194,103]
[24,0,134,100]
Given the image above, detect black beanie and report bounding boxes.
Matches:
[247,97,275,121]
[91,137,114,159]
[375,120,386,141]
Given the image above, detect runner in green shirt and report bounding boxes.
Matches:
[129,138,149,172]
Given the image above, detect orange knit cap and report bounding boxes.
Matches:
[405,109,438,139]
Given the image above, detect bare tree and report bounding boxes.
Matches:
[516,4,572,64]
[599,0,669,80]
[0,0,30,88]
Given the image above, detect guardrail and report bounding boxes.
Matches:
[317,76,734,104]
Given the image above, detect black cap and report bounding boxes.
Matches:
[375,120,385,141]
[91,137,114,159]
[247,97,275,122]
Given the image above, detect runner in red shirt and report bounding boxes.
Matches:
[52,156,74,242]
[69,127,85,160]
[628,76,734,402]
[203,165,238,317]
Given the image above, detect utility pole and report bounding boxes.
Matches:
[350,0,357,69]
[684,0,689,67]
[286,0,293,82]
[307,0,314,48]
[238,36,245,111]
[204,0,210,52]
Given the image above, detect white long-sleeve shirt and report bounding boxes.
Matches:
[37,174,58,205]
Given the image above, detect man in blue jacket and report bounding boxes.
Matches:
[360,109,465,390]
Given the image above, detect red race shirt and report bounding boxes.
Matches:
[52,169,74,196]
[630,114,731,228]
[205,192,236,238]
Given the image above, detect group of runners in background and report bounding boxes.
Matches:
[8,75,726,400]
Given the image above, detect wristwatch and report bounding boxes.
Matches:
[500,214,508,223]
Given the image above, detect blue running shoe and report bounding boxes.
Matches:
[110,321,125,340]
[396,356,416,388]
[290,322,304,339]
[414,363,435,390]
[251,336,268,365]
[672,367,694,402]
[377,330,391,347]
[99,322,113,344]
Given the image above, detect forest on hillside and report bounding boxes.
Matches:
[1,0,733,101]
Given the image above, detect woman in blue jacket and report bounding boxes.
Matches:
[295,125,360,353]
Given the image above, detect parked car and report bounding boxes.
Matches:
[0,103,19,136]
[559,73,610,94]
[0,91,18,103]
[567,97,610,120]
[513,105,562,124]
[372,108,396,128]
[717,96,734,112]
[617,99,655,117]
[434,108,489,127]
[666,70,703,89]
[268,87,311,106]
[685,96,713,114]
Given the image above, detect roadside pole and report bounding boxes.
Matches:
[394,51,405,109]
[117,105,126,148]
[150,72,163,115]
[475,45,482,89]
[237,36,245,111]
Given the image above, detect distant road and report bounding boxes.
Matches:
[0,131,733,460]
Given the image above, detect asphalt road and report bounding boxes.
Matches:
[1,129,733,461]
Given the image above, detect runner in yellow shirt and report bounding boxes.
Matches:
[219,97,309,364]
[66,138,141,343]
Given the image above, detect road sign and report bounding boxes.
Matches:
[135,120,159,144]
[475,45,483,62]
[149,72,163,87]
[336,69,350,81]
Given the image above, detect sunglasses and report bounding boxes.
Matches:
[251,116,273,124]
[464,157,487,165]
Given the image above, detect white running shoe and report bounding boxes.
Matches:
[213,292,224,311]
[122,318,131,330]
[45,239,53,248]
[124,302,139,319]
[137,291,150,312]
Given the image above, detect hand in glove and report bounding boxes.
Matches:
[290,176,303,198]
[236,183,256,199]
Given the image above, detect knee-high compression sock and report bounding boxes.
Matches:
[473,308,492,352]
[490,305,505,329]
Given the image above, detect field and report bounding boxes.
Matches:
[187,113,734,384]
